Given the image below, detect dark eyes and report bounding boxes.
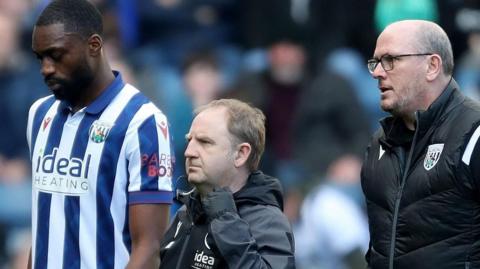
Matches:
[197,139,211,145]
[34,51,64,62]
[185,134,213,145]
[50,51,63,61]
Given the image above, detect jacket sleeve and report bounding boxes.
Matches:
[208,205,295,269]
[461,123,480,195]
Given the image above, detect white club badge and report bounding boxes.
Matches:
[89,120,114,143]
[424,143,444,170]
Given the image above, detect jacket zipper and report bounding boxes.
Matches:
[175,222,193,269]
[388,113,420,269]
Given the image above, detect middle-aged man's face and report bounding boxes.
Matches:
[370,24,429,116]
[185,107,237,193]
[32,23,94,103]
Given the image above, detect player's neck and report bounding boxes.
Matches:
[71,65,115,113]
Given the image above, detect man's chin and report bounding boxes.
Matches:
[380,101,395,113]
[187,175,201,184]
[49,86,66,100]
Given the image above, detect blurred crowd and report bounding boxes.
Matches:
[2,0,480,268]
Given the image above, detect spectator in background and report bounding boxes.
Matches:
[229,40,310,189]
[0,11,48,164]
[0,10,48,267]
[166,51,229,214]
[231,39,371,188]
[456,27,480,100]
[117,0,241,73]
[295,155,369,269]
[182,51,225,108]
[238,0,376,70]
[294,57,371,181]
[454,6,480,100]
[325,48,387,131]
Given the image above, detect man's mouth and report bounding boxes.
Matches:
[45,79,61,89]
[379,85,392,92]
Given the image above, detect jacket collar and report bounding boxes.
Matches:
[379,78,464,148]
[176,170,284,222]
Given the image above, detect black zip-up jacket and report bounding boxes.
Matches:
[362,79,480,269]
[159,171,295,269]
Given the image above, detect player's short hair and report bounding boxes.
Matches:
[35,0,103,39]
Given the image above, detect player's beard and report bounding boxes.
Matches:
[47,58,95,104]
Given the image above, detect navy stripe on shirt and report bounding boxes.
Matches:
[63,113,101,269]
[35,104,69,269]
[139,115,160,191]
[96,93,148,269]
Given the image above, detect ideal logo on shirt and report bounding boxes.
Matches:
[33,148,91,195]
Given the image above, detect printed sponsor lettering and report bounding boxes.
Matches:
[192,250,215,269]
[33,148,91,195]
[141,153,174,178]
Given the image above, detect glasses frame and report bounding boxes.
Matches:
[367,53,433,73]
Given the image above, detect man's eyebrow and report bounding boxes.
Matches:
[32,46,65,56]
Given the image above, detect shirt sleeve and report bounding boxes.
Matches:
[125,108,174,205]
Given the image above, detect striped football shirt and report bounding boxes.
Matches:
[27,72,173,269]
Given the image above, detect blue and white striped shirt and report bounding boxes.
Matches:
[27,72,173,269]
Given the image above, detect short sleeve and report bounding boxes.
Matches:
[125,107,174,205]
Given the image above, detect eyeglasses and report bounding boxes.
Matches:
[367,53,432,73]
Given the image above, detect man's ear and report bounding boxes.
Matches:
[234,143,251,168]
[426,54,442,81]
[88,34,103,56]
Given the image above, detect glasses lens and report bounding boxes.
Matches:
[381,55,394,71]
[367,60,377,73]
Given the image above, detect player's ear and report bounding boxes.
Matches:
[87,34,102,56]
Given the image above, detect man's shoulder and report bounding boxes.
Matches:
[238,202,289,227]
[439,97,480,137]
[28,95,57,119]
[122,83,167,117]
[31,95,55,109]
[460,96,480,117]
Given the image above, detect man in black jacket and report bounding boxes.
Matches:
[362,20,480,269]
[159,99,295,268]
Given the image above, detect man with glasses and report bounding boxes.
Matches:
[361,20,480,269]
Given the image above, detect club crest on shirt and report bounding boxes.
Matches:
[89,120,114,143]
[424,143,444,170]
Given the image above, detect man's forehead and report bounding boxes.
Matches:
[32,23,79,50]
[33,23,66,39]
[375,28,416,56]
[191,107,228,132]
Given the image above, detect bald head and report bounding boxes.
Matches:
[382,20,454,76]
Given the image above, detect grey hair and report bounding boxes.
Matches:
[194,99,266,171]
[415,22,454,76]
